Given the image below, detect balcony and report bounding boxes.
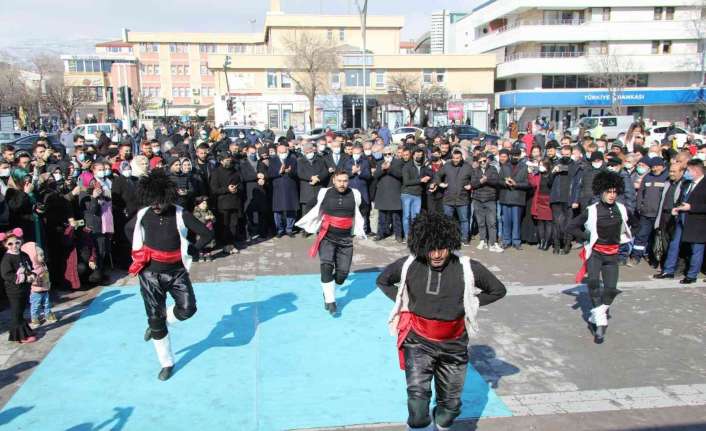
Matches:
[497,53,702,79]
[479,18,585,39]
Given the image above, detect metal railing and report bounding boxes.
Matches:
[504,51,586,61]
[479,18,585,38]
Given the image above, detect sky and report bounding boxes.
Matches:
[0,0,474,55]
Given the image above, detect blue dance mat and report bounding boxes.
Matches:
[0,272,511,430]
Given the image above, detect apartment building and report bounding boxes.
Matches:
[446,1,706,129]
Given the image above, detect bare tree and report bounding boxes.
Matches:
[131,93,151,126]
[30,53,63,120]
[387,73,422,126]
[589,54,639,115]
[282,31,340,130]
[44,76,93,124]
[686,2,706,112]
[0,64,27,112]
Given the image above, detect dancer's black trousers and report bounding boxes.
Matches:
[319,236,353,285]
[403,331,468,429]
[139,267,197,340]
[586,251,620,307]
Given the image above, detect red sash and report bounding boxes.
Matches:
[129,246,182,276]
[308,214,353,257]
[396,311,465,370]
[575,243,620,283]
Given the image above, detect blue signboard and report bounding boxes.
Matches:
[498,88,703,109]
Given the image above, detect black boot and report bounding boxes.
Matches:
[325,302,338,316]
[594,325,606,344]
[158,366,174,381]
[143,327,152,342]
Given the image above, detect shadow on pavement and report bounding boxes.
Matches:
[0,405,34,427]
[0,361,39,391]
[65,406,134,431]
[174,292,298,373]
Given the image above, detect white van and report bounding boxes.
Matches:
[72,123,116,144]
[569,116,635,141]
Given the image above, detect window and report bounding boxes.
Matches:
[652,41,660,54]
[654,7,663,20]
[171,65,177,75]
[599,41,608,55]
[339,28,345,41]
[201,86,214,97]
[577,75,589,88]
[423,69,433,84]
[199,44,216,53]
[602,7,610,21]
[153,64,159,75]
[228,44,246,54]
[344,69,370,87]
[666,7,674,20]
[200,63,212,76]
[280,72,292,88]
[662,40,672,54]
[566,75,577,88]
[267,70,278,88]
[553,75,566,89]
[435,69,446,84]
[330,72,340,89]
[141,43,158,53]
[169,43,187,53]
[375,70,385,88]
[327,29,333,41]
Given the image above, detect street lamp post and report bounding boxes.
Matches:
[356,0,368,131]
[224,55,233,123]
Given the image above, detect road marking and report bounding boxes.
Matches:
[502,384,706,416]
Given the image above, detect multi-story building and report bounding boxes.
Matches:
[446,1,706,129]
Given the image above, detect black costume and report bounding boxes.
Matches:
[1,250,35,342]
[567,171,631,344]
[126,170,213,380]
[376,212,506,430]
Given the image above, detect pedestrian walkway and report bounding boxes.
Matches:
[0,272,510,431]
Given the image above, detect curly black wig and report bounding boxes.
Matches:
[407,211,462,257]
[592,170,625,195]
[137,168,177,207]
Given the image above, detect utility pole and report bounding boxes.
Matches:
[224,55,232,123]
[356,0,368,131]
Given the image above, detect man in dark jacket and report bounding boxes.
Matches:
[572,151,605,211]
[549,145,577,254]
[470,153,501,252]
[671,160,706,283]
[498,149,530,249]
[343,144,372,234]
[401,148,432,240]
[373,148,404,241]
[239,146,269,241]
[654,163,688,279]
[297,142,329,237]
[630,157,668,266]
[210,154,242,253]
[267,144,299,237]
[431,149,473,244]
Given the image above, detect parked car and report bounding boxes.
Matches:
[647,125,705,147]
[72,123,116,144]
[0,131,26,145]
[390,127,423,144]
[335,128,361,139]
[568,116,635,141]
[6,133,67,155]
[301,127,330,141]
[223,126,263,143]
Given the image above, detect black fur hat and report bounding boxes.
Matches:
[407,211,462,257]
[137,168,177,207]
[592,170,624,195]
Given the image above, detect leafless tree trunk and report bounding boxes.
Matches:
[30,53,63,122]
[387,73,421,126]
[44,76,93,124]
[589,54,638,115]
[282,31,340,130]
[131,93,151,126]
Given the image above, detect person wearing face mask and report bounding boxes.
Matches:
[401,148,431,241]
[110,160,140,269]
[470,153,502,252]
[324,140,347,174]
[497,149,531,250]
[528,158,554,251]
[653,163,688,279]
[78,162,113,284]
[430,150,474,244]
[239,145,269,242]
[267,144,299,238]
[629,157,668,267]
[571,151,606,213]
[549,145,579,254]
[373,147,404,242]
[210,153,243,253]
[343,144,372,235]
[425,147,445,214]
[296,143,329,238]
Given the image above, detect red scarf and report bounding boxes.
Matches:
[575,243,619,283]
[396,311,465,370]
[129,246,182,276]
[308,214,353,257]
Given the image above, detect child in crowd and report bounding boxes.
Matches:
[21,241,57,326]
[0,229,37,343]
[192,196,216,261]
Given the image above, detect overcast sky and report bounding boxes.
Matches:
[0,0,475,52]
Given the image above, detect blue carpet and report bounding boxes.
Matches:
[1,272,511,430]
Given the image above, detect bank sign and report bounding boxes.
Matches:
[498,88,703,109]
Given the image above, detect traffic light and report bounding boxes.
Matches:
[226,97,233,113]
[127,87,133,105]
[117,87,125,105]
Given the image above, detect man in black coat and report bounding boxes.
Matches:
[498,149,531,249]
[431,149,473,244]
[267,144,299,237]
[209,154,242,253]
[239,145,269,241]
[297,142,329,237]
[470,153,501,251]
[549,145,579,254]
[671,159,706,283]
[373,148,404,241]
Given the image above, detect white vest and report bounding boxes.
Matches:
[294,187,366,238]
[387,252,480,339]
[132,206,192,272]
[583,201,632,261]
